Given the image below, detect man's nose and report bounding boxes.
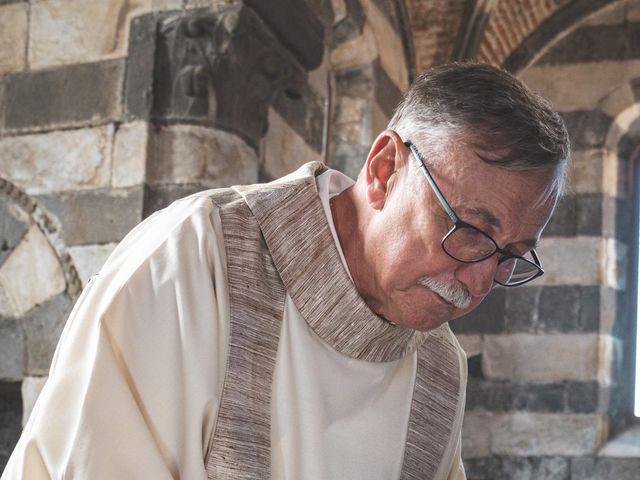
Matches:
[454,256,497,298]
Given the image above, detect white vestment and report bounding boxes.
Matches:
[2,167,467,480]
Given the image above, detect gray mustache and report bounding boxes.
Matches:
[418,277,472,309]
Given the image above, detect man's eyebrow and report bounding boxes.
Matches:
[460,206,502,230]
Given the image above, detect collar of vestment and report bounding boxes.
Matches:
[234,162,429,363]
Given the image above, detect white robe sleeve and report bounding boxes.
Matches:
[1,193,230,480]
[446,437,467,480]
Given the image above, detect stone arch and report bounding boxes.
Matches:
[0,176,83,422]
[503,0,627,73]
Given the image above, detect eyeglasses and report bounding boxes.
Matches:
[405,141,544,287]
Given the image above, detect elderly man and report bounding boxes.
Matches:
[2,63,569,479]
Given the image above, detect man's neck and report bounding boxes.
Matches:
[331,184,372,307]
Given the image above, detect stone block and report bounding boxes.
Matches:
[305,0,334,29]
[334,96,369,144]
[68,244,117,287]
[272,83,325,154]
[245,0,324,71]
[632,76,640,101]
[372,60,402,119]
[0,2,27,74]
[35,187,144,246]
[0,77,5,131]
[544,195,576,237]
[567,381,600,414]
[263,108,323,181]
[604,152,634,203]
[537,286,600,333]
[331,0,364,46]
[0,196,30,268]
[596,334,620,385]
[461,411,493,458]
[492,413,606,456]
[569,149,604,194]
[599,425,640,458]
[506,285,600,334]
[335,65,374,99]
[21,376,48,427]
[0,382,22,470]
[142,183,210,218]
[29,0,152,69]
[583,1,627,26]
[330,0,347,23]
[538,23,640,65]
[576,193,603,236]
[0,320,23,381]
[330,137,368,180]
[308,51,330,99]
[370,102,388,142]
[152,6,308,148]
[148,125,259,186]
[511,383,566,413]
[461,456,501,480]
[5,60,124,132]
[330,22,378,70]
[598,286,616,336]
[152,0,183,9]
[614,197,632,243]
[601,238,626,290]
[598,83,636,119]
[124,13,157,121]
[0,126,114,195]
[535,236,601,286]
[454,334,483,357]
[465,380,511,412]
[561,110,613,150]
[466,379,599,414]
[467,353,483,379]
[22,294,72,375]
[0,225,65,319]
[113,122,149,188]
[520,61,640,113]
[451,287,505,334]
[482,334,598,382]
[504,286,540,333]
[501,456,570,480]
[572,457,640,480]
[359,0,408,91]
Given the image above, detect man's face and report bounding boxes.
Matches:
[362,140,556,332]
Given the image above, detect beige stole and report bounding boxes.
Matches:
[204,163,464,479]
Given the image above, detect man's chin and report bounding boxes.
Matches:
[392,309,455,332]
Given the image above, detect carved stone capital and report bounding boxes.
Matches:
[152,5,308,147]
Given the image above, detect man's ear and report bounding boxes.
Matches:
[365,130,407,210]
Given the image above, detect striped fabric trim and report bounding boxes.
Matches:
[204,164,462,478]
[205,190,285,479]
[401,327,462,479]
[236,162,429,363]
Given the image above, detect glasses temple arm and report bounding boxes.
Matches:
[406,143,459,223]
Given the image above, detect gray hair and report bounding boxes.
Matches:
[388,63,571,196]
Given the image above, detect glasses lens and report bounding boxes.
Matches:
[443,226,496,262]
[495,255,541,286]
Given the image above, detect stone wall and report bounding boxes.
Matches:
[451,1,640,478]
[2,0,640,478]
[0,0,412,470]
